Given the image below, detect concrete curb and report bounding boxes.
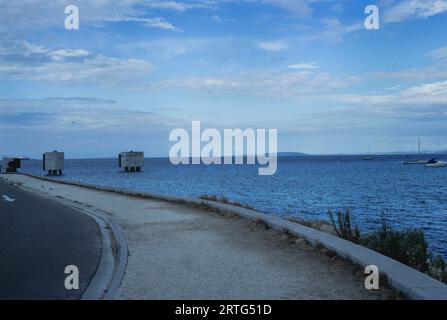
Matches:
[56,200,129,300]
[19,173,447,300]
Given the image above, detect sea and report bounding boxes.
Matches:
[20,154,447,259]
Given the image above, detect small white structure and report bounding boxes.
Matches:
[43,151,64,176]
[119,151,144,172]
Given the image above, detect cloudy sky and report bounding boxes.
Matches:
[1,0,447,158]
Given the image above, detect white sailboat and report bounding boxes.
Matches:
[363,145,373,161]
[402,138,428,165]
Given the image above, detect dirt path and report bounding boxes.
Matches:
[1,174,392,300]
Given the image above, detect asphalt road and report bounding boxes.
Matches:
[0,179,102,300]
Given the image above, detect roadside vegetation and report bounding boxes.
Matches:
[328,209,447,283]
[198,195,447,283]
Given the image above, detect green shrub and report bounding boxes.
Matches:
[327,209,361,243]
[361,217,429,272]
[430,255,447,283]
[327,209,446,283]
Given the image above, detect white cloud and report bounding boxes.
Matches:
[384,0,447,23]
[288,63,320,70]
[143,0,219,11]
[257,40,289,52]
[0,0,183,33]
[143,0,317,17]
[0,97,187,158]
[385,84,402,91]
[375,63,447,81]
[154,69,361,98]
[121,37,226,58]
[143,17,183,31]
[0,41,152,86]
[248,0,314,18]
[105,16,183,32]
[23,42,49,56]
[331,80,447,112]
[316,18,363,42]
[211,14,223,23]
[307,79,447,126]
[0,97,183,133]
[48,49,91,61]
[401,79,447,97]
[427,46,447,60]
[144,1,191,11]
[265,0,312,16]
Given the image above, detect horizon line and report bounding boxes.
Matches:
[15,150,447,161]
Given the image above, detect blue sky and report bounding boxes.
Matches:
[1,0,447,158]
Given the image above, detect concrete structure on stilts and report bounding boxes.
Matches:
[0,157,24,173]
[119,151,144,172]
[43,151,64,176]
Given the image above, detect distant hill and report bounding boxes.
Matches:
[277,152,309,157]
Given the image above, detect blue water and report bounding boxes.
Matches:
[21,155,447,259]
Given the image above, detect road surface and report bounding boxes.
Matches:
[0,179,102,299]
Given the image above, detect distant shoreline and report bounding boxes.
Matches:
[21,152,447,161]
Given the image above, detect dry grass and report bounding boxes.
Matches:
[199,194,255,210]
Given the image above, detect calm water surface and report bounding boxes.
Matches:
[21,155,447,258]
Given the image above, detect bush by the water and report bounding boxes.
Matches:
[327,209,447,283]
[327,208,361,243]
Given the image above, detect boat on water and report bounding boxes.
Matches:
[425,158,447,168]
[363,145,373,161]
[402,138,428,165]
[402,159,428,165]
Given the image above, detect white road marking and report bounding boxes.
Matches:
[2,195,15,202]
